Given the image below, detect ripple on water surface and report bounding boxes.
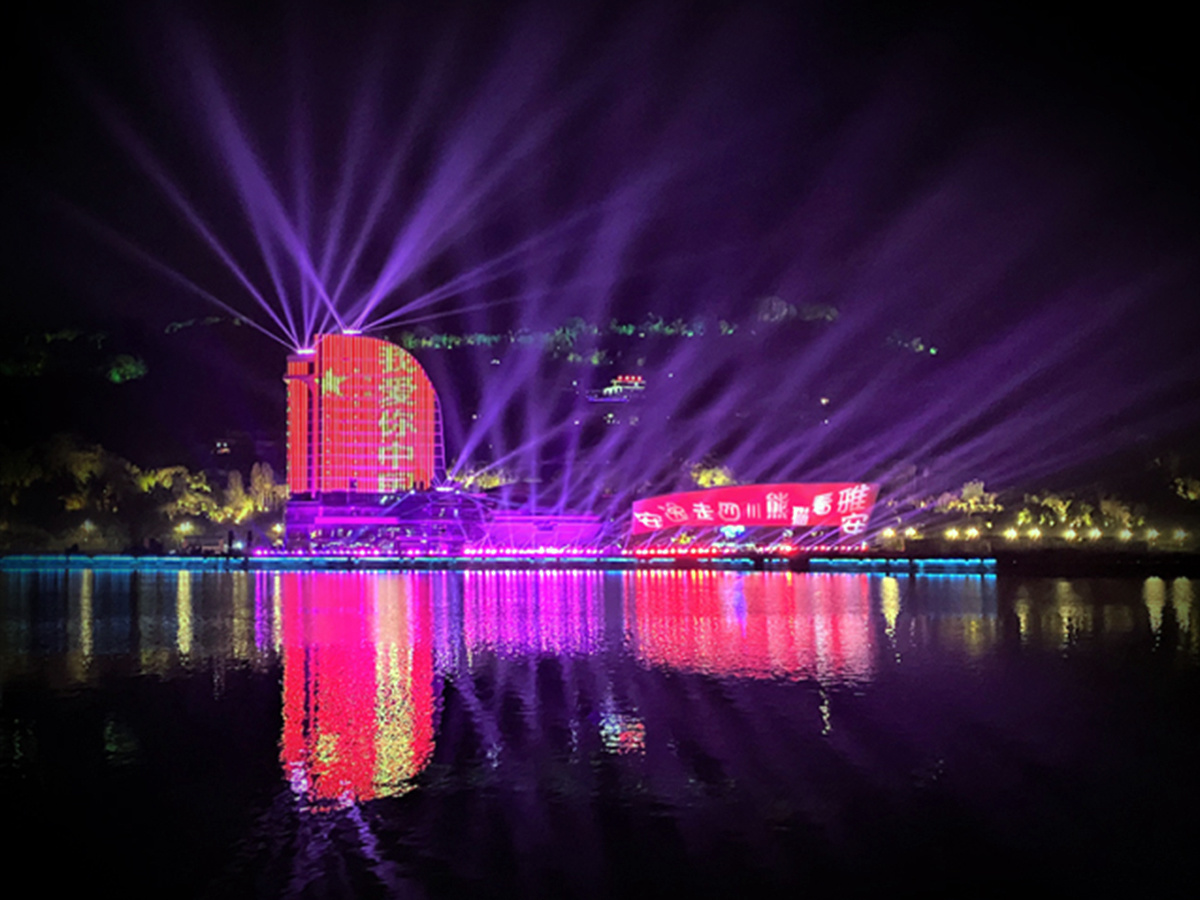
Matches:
[1,569,1196,897]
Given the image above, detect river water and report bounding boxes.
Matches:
[1,568,1196,897]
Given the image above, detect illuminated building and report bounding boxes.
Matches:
[285,334,467,549]
[285,333,444,497]
[283,333,598,551]
[630,482,880,547]
[585,373,645,403]
[279,337,867,554]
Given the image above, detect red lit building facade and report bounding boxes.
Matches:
[285,334,444,496]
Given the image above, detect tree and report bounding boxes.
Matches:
[249,462,288,513]
[220,470,254,524]
[1018,493,1095,529]
[1173,476,1200,502]
[1099,497,1140,528]
[144,467,219,521]
[0,446,43,505]
[929,481,1002,516]
[690,461,736,488]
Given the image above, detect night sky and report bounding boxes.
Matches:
[2,0,1197,496]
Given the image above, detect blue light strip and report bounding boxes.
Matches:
[0,553,764,571]
[1,553,991,574]
[809,557,997,574]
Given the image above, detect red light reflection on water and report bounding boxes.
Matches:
[627,571,875,682]
[278,572,435,804]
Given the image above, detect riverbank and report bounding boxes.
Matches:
[2,549,1197,576]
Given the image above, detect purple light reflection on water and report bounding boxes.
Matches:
[0,567,1197,895]
[463,569,605,657]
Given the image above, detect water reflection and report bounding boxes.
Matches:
[176,568,193,657]
[277,573,435,805]
[0,569,281,687]
[1053,578,1093,647]
[903,574,999,658]
[3,568,1198,690]
[881,575,901,646]
[1144,576,1166,640]
[627,571,876,683]
[463,569,605,656]
[1,570,1195,676]
[1174,577,1193,637]
[1,567,1198,895]
[69,568,93,680]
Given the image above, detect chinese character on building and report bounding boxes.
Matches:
[634,511,663,530]
[837,483,871,513]
[841,513,869,534]
[718,502,742,522]
[664,503,689,523]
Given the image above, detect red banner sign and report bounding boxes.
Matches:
[631,483,879,536]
